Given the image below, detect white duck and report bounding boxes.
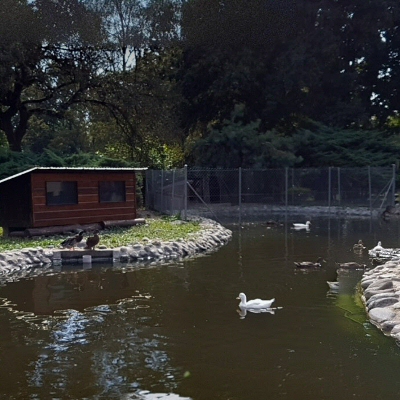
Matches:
[292,221,311,229]
[237,293,275,310]
[371,241,384,252]
[326,281,339,291]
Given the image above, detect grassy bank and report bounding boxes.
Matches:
[0,217,201,253]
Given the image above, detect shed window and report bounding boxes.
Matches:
[99,181,126,203]
[46,181,78,205]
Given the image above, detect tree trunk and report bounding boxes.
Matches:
[0,105,29,152]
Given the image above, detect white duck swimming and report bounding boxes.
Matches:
[292,221,311,229]
[237,293,275,310]
[326,281,339,291]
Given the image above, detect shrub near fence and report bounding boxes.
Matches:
[145,166,396,222]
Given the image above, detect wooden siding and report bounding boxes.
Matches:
[0,174,32,229]
[30,171,137,228]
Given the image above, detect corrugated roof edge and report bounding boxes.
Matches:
[0,166,148,184]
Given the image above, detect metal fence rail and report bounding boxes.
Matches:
[145,166,396,222]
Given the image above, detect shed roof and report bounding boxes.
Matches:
[0,166,147,184]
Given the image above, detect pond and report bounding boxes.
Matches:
[2,216,400,400]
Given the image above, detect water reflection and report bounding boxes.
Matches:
[326,280,339,293]
[128,390,192,399]
[2,217,400,399]
[237,307,282,319]
[0,266,152,315]
[24,295,179,399]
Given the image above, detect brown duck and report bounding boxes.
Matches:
[294,257,326,268]
[353,240,366,251]
[335,262,366,269]
[60,230,85,250]
[85,230,100,250]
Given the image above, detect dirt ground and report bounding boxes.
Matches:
[137,209,164,220]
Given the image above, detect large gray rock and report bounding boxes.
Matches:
[367,297,399,310]
[369,307,396,323]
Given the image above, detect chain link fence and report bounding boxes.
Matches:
[145,166,396,222]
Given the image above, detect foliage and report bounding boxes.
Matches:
[0,150,139,180]
[292,122,400,167]
[192,105,301,168]
[83,47,185,168]
[179,0,400,168]
[3,0,400,169]
[0,218,201,252]
[0,0,105,151]
[23,109,93,155]
[86,0,183,71]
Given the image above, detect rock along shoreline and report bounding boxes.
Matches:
[0,217,232,283]
[360,260,400,343]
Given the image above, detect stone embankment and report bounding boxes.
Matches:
[117,217,232,262]
[360,246,400,342]
[0,217,232,283]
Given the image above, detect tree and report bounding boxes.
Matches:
[80,0,186,167]
[179,0,400,143]
[191,105,301,168]
[292,122,400,167]
[0,0,104,151]
[86,46,185,167]
[86,0,183,71]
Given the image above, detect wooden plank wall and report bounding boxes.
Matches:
[0,174,32,228]
[31,172,137,228]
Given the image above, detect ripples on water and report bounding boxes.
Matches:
[2,217,400,399]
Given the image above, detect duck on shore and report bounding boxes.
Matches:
[60,230,85,250]
[85,230,100,250]
[371,241,384,252]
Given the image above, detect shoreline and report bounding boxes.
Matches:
[0,217,232,284]
[360,258,400,343]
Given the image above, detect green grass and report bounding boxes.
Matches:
[0,218,201,252]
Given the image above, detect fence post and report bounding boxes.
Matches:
[328,167,331,211]
[145,170,149,209]
[368,166,372,213]
[239,167,242,225]
[172,169,175,215]
[338,167,341,206]
[392,164,396,206]
[161,170,164,213]
[152,169,155,210]
[285,167,288,211]
[183,164,188,221]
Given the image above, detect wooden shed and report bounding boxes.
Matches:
[0,167,146,235]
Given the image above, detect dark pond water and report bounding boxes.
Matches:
[2,216,400,400]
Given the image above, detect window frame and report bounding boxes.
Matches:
[98,181,126,203]
[46,181,78,206]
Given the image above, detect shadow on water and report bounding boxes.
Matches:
[2,216,400,399]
